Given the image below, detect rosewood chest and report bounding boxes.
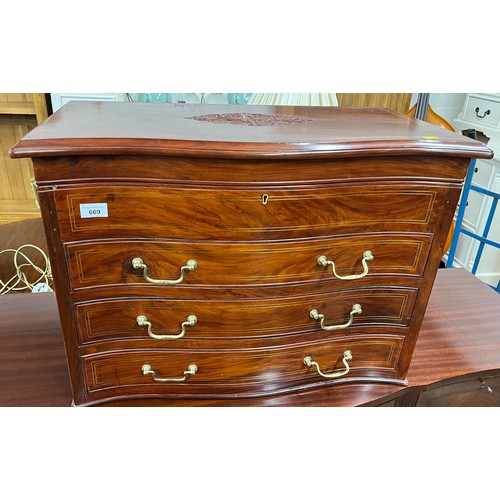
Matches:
[9,102,493,406]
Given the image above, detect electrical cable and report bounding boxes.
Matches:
[0,244,53,294]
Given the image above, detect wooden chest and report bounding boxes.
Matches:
[9,102,493,406]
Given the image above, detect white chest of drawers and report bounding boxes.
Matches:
[452,93,500,287]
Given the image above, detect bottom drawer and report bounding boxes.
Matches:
[82,336,405,403]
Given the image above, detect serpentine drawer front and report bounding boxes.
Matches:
[75,287,417,345]
[65,235,431,292]
[82,336,405,400]
[9,101,493,406]
[55,184,447,241]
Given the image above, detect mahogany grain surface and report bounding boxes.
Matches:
[6,103,495,406]
[9,101,494,160]
[0,290,71,406]
[1,268,499,406]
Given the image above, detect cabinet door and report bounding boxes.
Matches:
[0,93,48,224]
[336,93,412,113]
[416,374,500,406]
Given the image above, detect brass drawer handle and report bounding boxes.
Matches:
[132,257,197,284]
[310,304,362,331]
[137,314,197,340]
[303,350,353,379]
[318,250,374,280]
[475,107,491,119]
[142,363,198,383]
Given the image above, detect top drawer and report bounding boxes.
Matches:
[463,95,500,129]
[50,183,449,241]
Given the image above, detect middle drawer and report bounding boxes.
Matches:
[75,287,417,346]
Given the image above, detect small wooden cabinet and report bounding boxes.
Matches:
[0,93,49,224]
[416,373,500,406]
[9,102,492,406]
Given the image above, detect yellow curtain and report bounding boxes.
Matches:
[247,93,338,106]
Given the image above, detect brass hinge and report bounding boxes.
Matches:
[29,178,40,209]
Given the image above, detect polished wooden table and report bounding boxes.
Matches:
[1,268,499,406]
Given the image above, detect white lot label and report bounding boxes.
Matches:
[80,203,109,218]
